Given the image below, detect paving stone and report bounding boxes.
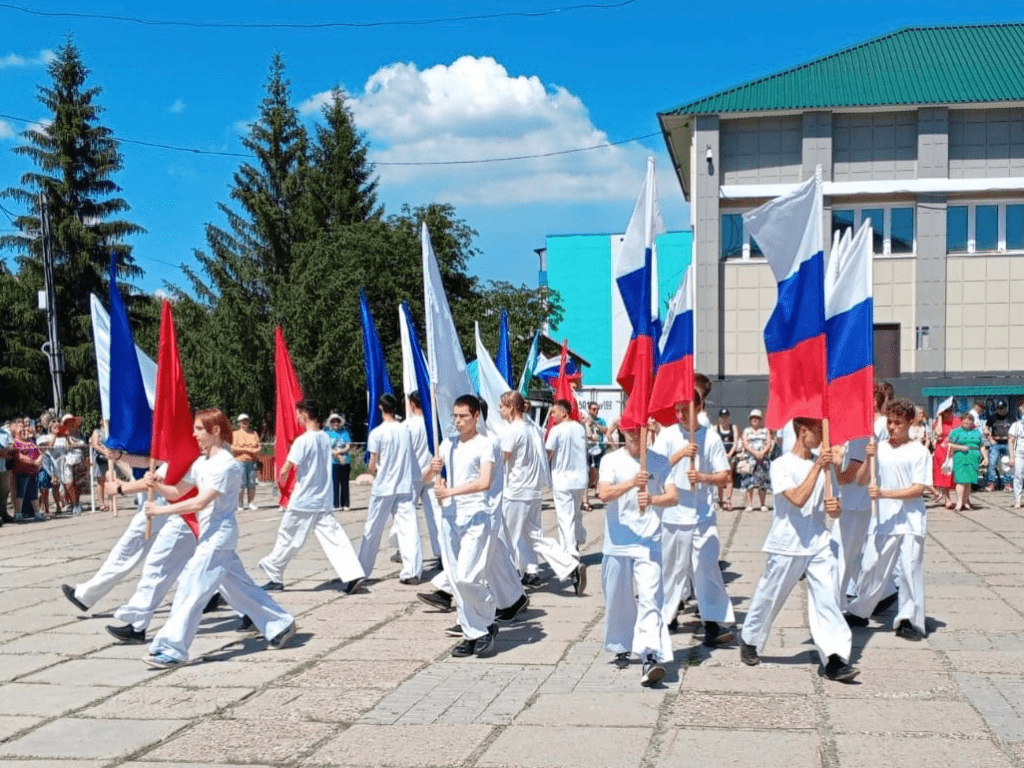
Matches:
[142,658,297,688]
[79,684,254,719]
[671,690,820,729]
[146,719,336,764]
[0,717,189,760]
[230,686,388,722]
[826,699,987,735]
[283,659,425,689]
[0,715,42,741]
[834,734,1012,767]
[0,652,66,682]
[0,682,112,716]
[479,725,653,768]
[305,723,493,766]
[681,662,816,694]
[515,693,662,726]
[20,657,159,687]
[655,729,821,768]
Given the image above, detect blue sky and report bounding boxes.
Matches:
[0,1,1017,295]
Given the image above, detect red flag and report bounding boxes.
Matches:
[546,340,581,438]
[274,327,305,507]
[151,300,201,538]
[618,336,654,431]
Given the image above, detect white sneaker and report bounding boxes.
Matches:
[249,502,259,511]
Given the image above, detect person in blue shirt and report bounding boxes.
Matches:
[325,413,352,511]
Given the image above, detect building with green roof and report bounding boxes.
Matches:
[658,23,1024,415]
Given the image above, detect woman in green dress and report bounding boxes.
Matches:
[948,411,982,512]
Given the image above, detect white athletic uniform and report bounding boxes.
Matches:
[436,433,497,640]
[653,423,734,626]
[149,449,293,662]
[834,438,871,610]
[546,419,589,555]
[407,414,442,559]
[846,439,930,635]
[259,430,364,585]
[358,420,421,581]
[741,452,851,665]
[1009,420,1024,504]
[600,447,674,663]
[485,434,528,608]
[502,418,578,580]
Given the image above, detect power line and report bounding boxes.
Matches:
[0,113,661,165]
[0,0,638,29]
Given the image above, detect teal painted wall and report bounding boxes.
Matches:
[546,230,693,386]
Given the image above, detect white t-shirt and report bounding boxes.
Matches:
[183,448,242,537]
[780,420,797,455]
[765,452,835,556]
[367,420,414,497]
[546,419,588,491]
[653,424,728,526]
[486,434,504,513]
[1009,420,1024,457]
[438,432,495,522]
[405,414,432,478]
[837,437,870,512]
[501,419,546,501]
[286,430,333,511]
[874,439,930,537]
[874,414,889,442]
[599,447,671,557]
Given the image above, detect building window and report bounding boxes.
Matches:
[720,212,762,260]
[874,324,900,379]
[830,205,914,256]
[946,202,1024,254]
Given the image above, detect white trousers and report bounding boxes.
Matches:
[75,508,167,608]
[1014,455,1024,503]
[149,523,293,662]
[662,520,735,625]
[439,511,496,640]
[259,507,365,585]
[740,547,852,665]
[114,516,197,631]
[490,513,527,607]
[834,506,871,611]
[847,533,926,635]
[357,494,421,580]
[505,498,579,580]
[602,551,672,662]
[552,487,586,555]
[414,481,442,558]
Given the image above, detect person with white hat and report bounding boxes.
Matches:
[740,409,774,512]
[231,414,261,511]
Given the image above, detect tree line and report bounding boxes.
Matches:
[0,39,561,438]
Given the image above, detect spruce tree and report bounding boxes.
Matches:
[0,38,144,424]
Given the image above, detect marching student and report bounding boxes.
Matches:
[356,394,422,584]
[845,398,930,640]
[258,399,365,593]
[545,399,589,556]
[739,417,858,682]
[833,437,872,610]
[598,424,678,687]
[141,408,296,668]
[499,391,586,593]
[405,391,443,564]
[652,388,735,645]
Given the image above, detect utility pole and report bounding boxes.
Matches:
[38,191,64,415]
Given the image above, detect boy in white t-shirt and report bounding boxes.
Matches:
[846,398,931,640]
[833,437,872,610]
[1008,404,1024,509]
[545,400,589,556]
[739,417,858,682]
[598,425,678,686]
[358,394,422,584]
[258,399,365,593]
[652,388,735,646]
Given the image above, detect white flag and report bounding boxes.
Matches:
[475,322,510,440]
[90,293,157,421]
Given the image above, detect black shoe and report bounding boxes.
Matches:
[390,551,403,563]
[496,593,529,623]
[341,577,365,595]
[474,624,498,657]
[417,590,453,612]
[237,615,258,635]
[61,584,89,613]
[667,617,679,633]
[444,624,463,637]
[269,621,297,649]
[640,655,665,686]
[451,638,478,657]
[202,592,225,613]
[873,591,898,615]
[613,652,632,669]
[703,621,735,647]
[521,573,543,589]
[739,641,760,666]
[571,563,587,596]
[261,581,285,592]
[105,624,146,644]
[824,654,860,682]
[399,576,421,585]
[844,613,869,628]
[895,619,922,641]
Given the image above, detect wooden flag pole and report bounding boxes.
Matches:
[690,399,699,477]
[638,424,649,514]
[869,436,878,517]
[144,456,155,540]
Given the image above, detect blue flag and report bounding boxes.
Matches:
[496,310,513,386]
[399,301,435,455]
[360,289,393,458]
[106,254,152,454]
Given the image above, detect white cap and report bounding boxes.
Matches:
[749,409,763,419]
[935,397,954,417]
[328,413,343,423]
[237,413,250,422]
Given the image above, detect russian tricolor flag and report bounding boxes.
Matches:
[743,172,827,430]
[825,221,874,444]
[648,264,695,426]
[615,157,664,430]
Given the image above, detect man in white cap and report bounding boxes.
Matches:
[232,414,261,510]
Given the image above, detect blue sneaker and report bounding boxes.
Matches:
[142,652,182,669]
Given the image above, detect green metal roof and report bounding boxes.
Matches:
[661,23,1024,116]
[922,385,1024,397]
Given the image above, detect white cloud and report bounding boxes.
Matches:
[168,98,186,114]
[0,49,55,68]
[301,56,660,206]
[28,118,51,137]
[0,120,16,140]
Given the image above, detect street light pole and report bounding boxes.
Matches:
[38,191,64,415]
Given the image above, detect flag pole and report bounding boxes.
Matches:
[144,456,155,539]
[638,424,648,514]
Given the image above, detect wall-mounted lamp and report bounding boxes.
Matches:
[705,144,714,175]
[705,145,713,162]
